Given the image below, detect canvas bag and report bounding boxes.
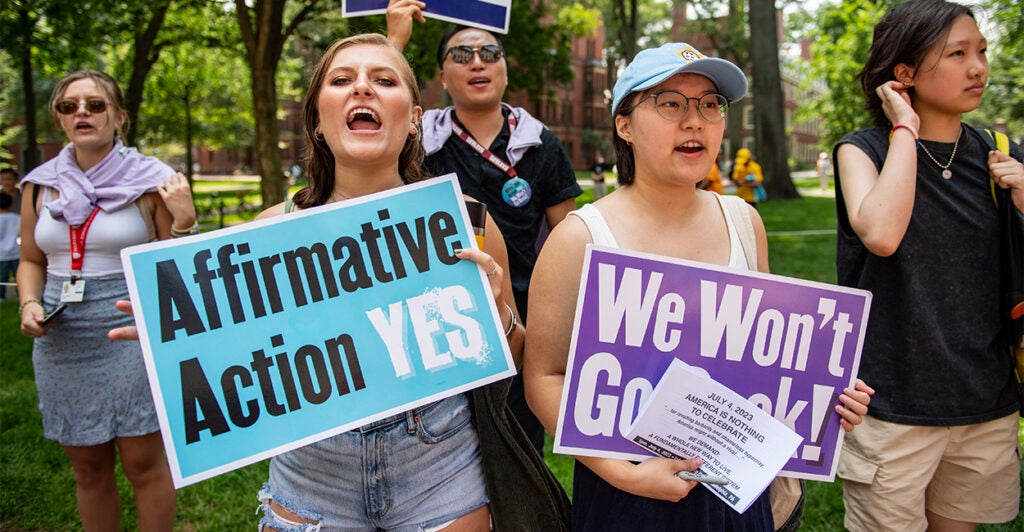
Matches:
[719,196,804,531]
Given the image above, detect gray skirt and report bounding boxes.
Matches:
[33,275,160,446]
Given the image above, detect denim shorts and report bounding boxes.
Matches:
[259,393,489,531]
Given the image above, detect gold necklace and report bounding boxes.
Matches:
[917,126,962,180]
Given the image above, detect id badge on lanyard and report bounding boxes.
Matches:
[62,206,100,302]
[452,115,532,208]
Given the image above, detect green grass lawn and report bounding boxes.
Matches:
[760,196,839,284]
[2,184,1021,530]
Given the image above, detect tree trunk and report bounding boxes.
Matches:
[748,0,797,199]
[613,0,640,63]
[252,66,284,206]
[17,7,40,171]
[235,0,302,208]
[727,117,741,162]
[184,84,194,184]
[123,0,171,147]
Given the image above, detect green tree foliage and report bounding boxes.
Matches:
[134,43,254,181]
[505,1,578,98]
[104,1,253,180]
[800,0,1023,146]
[107,0,175,146]
[556,2,602,38]
[0,0,110,170]
[973,0,1024,137]
[1,0,595,193]
[0,0,214,168]
[595,0,670,84]
[688,0,749,66]
[233,0,330,206]
[799,0,891,147]
[0,53,20,164]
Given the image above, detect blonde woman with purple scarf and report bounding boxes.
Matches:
[17,70,195,531]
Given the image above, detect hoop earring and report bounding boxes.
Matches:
[315,129,324,141]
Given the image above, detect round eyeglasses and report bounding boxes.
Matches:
[641,91,729,123]
[445,45,504,65]
[54,99,109,115]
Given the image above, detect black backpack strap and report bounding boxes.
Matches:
[31,182,41,215]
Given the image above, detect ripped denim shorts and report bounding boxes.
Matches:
[258,393,488,531]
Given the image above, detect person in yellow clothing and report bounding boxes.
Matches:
[699,152,724,194]
[732,148,764,206]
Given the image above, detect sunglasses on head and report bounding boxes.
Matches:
[54,99,108,115]
[445,45,503,65]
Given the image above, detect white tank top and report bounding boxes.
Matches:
[34,187,150,277]
[568,194,750,270]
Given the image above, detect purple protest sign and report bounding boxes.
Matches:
[554,246,872,481]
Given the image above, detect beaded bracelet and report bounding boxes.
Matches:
[19,298,42,314]
[889,123,919,141]
[503,303,517,338]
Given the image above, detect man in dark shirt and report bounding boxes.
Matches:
[388,1,582,454]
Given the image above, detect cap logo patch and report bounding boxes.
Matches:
[676,45,705,63]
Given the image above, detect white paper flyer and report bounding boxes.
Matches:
[625,359,803,513]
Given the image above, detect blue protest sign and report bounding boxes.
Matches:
[555,246,872,481]
[342,0,511,34]
[122,175,515,487]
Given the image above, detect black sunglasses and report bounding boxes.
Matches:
[54,99,109,115]
[445,45,504,65]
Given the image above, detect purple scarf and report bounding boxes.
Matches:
[421,103,546,168]
[21,141,173,225]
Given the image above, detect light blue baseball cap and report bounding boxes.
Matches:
[611,42,748,114]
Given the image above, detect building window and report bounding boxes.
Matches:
[743,105,754,130]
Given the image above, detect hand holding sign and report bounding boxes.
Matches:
[835,379,874,432]
[107,299,139,340]
[121,176,517,487]
[345,0,512,35]
[626,359,803,513]
[552,246,872,481]
[386,0,426,50]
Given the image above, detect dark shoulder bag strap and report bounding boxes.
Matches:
[31,182,41,215]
